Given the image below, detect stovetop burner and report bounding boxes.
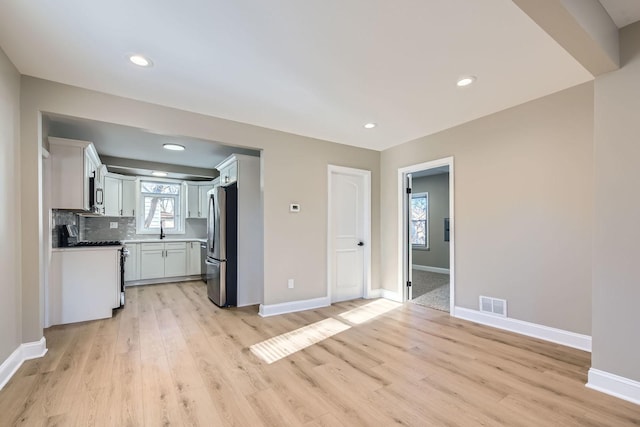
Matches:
[72,240,123,247]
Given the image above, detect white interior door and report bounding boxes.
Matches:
[330,171,366,302]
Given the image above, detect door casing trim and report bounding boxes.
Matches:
[398,157,455,312]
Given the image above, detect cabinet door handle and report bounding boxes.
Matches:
[132,209,135,216]
[120,209,123,216]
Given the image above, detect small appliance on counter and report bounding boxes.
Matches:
[58,224,79,247]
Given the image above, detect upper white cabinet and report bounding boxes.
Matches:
[121,179,136,216]
[217,157,238,186]
[103,175,121,216]
[186,180,215,218]
[103,173,137,217]
[49,137,103,212]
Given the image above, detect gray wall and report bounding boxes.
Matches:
[411,173,449,269]
[20,76,380,342]
[0,47,21,362]
[593,21,640,382]
[381,82,593,335]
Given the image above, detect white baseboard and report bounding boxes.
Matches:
[0,337,48,391]
[413,264,450,274]
[381,289,403,303]
[259,296,330,317]
[366,288,382,299]
[453,307,592,352]
[587,368,640,405]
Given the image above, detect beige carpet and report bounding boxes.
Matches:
[410,269,450,312]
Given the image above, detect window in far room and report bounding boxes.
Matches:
[136,180,185,234]
[410,192,429,249]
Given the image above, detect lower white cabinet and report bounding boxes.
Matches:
[48,247,120,326]
[187,241,201,275]
[140,242,187,280]
[124,243,139,282]
[165,242,187,277]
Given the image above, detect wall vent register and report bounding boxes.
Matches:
[479,296,507,317]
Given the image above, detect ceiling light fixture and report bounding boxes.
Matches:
[364,123,377,129]
[129,54,153,67]
[163,143,185,151]
[456,76,476,87]
[151,171,168,177]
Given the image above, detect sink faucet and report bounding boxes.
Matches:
[160,220,166,240]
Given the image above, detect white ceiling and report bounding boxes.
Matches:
[0,1,628,151]
[45,114,259,169]
[599,0,640,28]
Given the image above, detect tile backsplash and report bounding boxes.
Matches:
[52,210,207,246]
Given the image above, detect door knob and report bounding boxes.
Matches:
[357,241,364,246]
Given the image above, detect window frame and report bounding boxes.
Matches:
[135,178,187,235]
[410,191,429,250]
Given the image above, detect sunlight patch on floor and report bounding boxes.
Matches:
[338,299,402,325]
[250,318,350,364]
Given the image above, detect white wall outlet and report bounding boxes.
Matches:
[288,279,295,289]
[289,203,300,213]
[110,222,118,229]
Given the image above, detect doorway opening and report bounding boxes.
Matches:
[400,157,454,313]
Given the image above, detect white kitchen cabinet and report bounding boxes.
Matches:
[48,247,120,326]
[187,241,201,276]
[140,243,165,280]
[124,243,139,282]
[103,175,121,216]
[164,242,187,277]
[49,137,103,212]
[103,174,137,217]
[140,241,187,279]
[199,186,211,219]
[121,179,136,217]
[187,181,215,218]
[217,158,238,186]
[187,184,201,218]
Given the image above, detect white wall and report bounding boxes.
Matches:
[0,47,21,361]
[593,21,640,382]
[381,83,594,335]
[19,77,380,342]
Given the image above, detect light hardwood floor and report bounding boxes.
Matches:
[1,281,638,426]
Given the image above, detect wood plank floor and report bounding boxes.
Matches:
[1,281,638,426]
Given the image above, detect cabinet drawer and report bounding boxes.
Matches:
[164,242,187,249]
[141,242,164,251]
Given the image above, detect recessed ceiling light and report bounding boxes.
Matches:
[129,54,153,67]
[456,76,476,87]
[364,123,377,129]
[151,171,168,177]
[163,143,185,151]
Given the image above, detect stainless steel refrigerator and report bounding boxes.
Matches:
[205,183,238,307]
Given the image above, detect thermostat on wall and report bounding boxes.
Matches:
[290,203,301,213]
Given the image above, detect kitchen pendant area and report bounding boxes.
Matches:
[43,113,263,328]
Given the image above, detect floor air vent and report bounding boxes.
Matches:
[479,296,507,317]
